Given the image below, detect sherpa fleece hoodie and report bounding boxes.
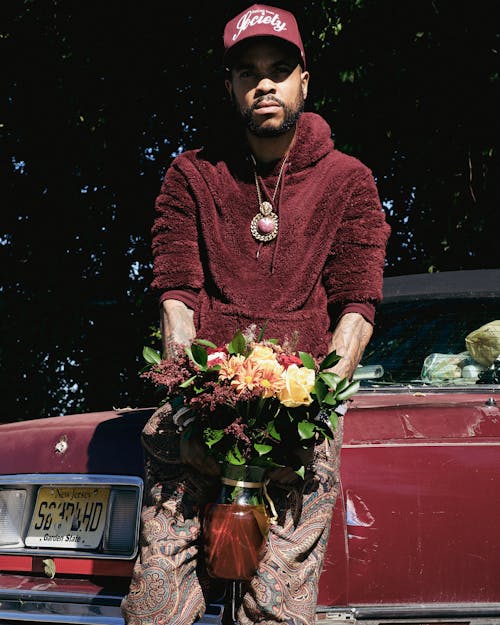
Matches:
[151,112,390,357]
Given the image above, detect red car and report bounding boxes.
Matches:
[1,269,499,624]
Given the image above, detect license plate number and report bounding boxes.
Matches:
[26,486,110,549]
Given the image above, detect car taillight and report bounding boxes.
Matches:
[103,488,142,554]
[0,489,27,547]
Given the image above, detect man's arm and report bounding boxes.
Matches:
[160,299,196,359]
[270,312,373,485]
[160,299,220,475]
[327,312,373,380]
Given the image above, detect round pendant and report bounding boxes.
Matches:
[250,210,278,242]
[257,217,275,234]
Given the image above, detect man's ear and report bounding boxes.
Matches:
[225,78,233,100]
[301,70,310,100]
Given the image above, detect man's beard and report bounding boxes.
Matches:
[235,92,305,137]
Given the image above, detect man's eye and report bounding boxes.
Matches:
[274,66,292,78]
[239,70,254,79]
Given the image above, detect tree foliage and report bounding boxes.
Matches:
[1,0,498,420]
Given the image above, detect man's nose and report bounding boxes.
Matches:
[255,75,277,94]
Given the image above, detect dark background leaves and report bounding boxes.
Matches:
[1,1,498,420]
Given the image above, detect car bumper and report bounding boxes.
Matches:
[0,574,223,624]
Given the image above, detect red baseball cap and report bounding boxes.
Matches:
[223,4,306,69]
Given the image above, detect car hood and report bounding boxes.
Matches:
[0,408,155,476]
[1,393,499,476]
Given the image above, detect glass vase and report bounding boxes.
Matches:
[203,463,270,580]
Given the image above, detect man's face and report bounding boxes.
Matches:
[225,39,309,137]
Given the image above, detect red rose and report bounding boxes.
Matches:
[207,346,228,367]
[278,353,303,369]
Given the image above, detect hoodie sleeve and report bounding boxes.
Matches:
[323,170,390,306]
[150,160,204,297]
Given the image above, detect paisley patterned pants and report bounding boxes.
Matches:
[121,405,343,625]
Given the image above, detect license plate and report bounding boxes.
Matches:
[26,486,110,549]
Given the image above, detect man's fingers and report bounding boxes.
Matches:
[180,435,220,476]
[268,466,298,484]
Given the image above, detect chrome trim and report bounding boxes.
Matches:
[0,587,123,605]
[0,474,143,560]
[355,603,500,618]
[0,588,223,624]
[0,601,223,625]
[0,474,143,487]
[358,385,500,394]
[316,603,500,619]
[0,599,123,625]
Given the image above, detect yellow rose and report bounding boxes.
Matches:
[278,364,315,408]
[249,344,277,363]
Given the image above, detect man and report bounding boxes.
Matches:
[122,4,390,624]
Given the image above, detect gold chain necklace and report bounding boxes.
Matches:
[250,154,288,243]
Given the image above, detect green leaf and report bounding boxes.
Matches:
[254,443,273,456]
[185,345,207,370]
[228,330,246,355]
[184,345,195,364]
[298,420,316,440]
[328,410,339,431]
[257,321,269,342]
[316,424,333,440]
[267,420,281,441]
[313,377,328,403]
[191,343,208,368]
[299,351,316,370]
[252,456,282,469]
[320,350,341,371]
[143,346,161,365]
[335,377,350,393]
[179,375,197,388]
[194,338,217,349]
[336,380,360,401]
[204,428,224,449]
[319,372,341,389]
[295,465,305,479]
[322,392,338,406]
[226,446,246,465]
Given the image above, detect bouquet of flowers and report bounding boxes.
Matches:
[142,325,359,476]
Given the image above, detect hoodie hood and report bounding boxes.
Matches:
[287,112,335,173]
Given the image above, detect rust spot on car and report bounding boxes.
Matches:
[400,414,425,439]
[346,491,375,528]
[54,435,68,454]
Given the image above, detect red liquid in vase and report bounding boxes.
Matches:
[203,503,269,580]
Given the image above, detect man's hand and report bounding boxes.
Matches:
[161,298,213,474]
[327,312,373,380]
[161,299,196,359]
[179,432,221,477]
[268,445,315,484]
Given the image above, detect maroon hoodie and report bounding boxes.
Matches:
[151,112,390,357]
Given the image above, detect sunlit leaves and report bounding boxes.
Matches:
[228,330,246,356]
[142,346,161,365]
[299,351,316,370]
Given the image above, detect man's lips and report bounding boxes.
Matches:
[253,100,282,115]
